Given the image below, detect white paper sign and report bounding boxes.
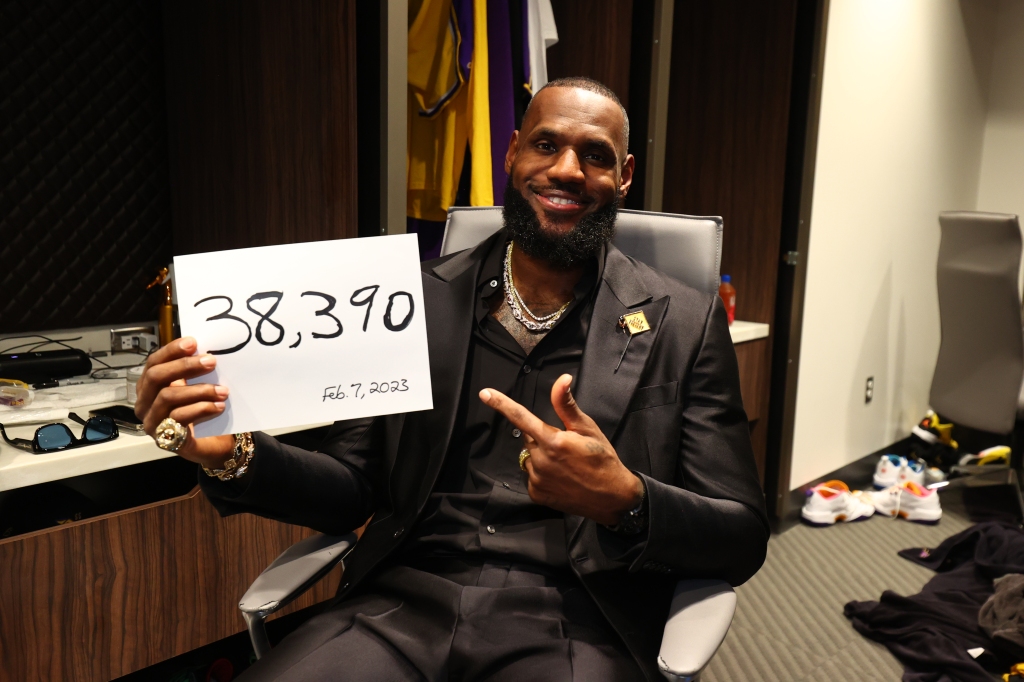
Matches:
[174,234,433,437]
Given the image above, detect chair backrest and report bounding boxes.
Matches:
[930,211,1024,434]
[440,206,724,296]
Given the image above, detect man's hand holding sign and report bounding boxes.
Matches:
[134,234,433,472]
[135,338,234,468]
[479,373,644,526]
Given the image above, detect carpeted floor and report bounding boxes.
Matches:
[702,503,974,681]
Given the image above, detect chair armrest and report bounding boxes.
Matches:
[239,533,357,617]
[657,579,736,681]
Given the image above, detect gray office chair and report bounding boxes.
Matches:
[925,212,1024,515]
[439,206,723,295]
[930,213,1024,456]
[239,206,734,681]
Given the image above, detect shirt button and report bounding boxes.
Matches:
[502,482,510,489]
[489,279,498,288]
[486,525,496,534]
[512,428,522,438]
[523,364,532,374]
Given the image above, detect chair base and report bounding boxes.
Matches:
[243,610,272,660]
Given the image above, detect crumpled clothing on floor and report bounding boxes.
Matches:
[845,521,1024,682]
[980,574,1024,654]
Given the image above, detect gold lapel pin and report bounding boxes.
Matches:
[615,311,650,372]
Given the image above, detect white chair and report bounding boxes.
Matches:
[239,206,734,681]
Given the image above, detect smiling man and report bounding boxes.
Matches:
[134,77,768,681]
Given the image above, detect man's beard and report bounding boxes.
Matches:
[501,178,619,269]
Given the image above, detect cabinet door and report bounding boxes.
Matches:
[0,487,341,682]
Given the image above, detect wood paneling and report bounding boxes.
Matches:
[0,487,339,682]
[662,0,799,471]
[735,338,769,424]
[735,337,771,482]
[162,0,360,254]
[662,1,798,325]
[546,0,635,109]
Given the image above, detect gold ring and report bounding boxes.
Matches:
[519,448,532,472]
[154,417,189,452]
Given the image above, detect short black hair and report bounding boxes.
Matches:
[526,76,630,153]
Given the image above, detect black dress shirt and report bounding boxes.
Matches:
[394,236,604,573]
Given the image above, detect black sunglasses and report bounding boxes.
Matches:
[0,412,119,454]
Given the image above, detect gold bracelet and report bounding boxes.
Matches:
[202,432,255,481]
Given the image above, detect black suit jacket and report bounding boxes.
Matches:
[201,232,769,681]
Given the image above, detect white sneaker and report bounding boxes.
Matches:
[925,466,946,485]
[898,458,926,487]
[868,482,942,523]
[873,455,907,489]
[801,480,876,526]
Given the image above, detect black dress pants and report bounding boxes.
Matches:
[238,560,644,681]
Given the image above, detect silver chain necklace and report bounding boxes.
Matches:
[503,243,572,331]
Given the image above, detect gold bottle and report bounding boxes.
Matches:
[145,267,177,347]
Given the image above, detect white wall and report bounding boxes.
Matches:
[789,0,994,489]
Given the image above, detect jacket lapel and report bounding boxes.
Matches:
[567,246,669,545]
[575,246,668,444]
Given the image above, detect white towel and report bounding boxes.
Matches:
[526,0,559,94]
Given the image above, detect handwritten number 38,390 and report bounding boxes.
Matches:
[194,288,414,355]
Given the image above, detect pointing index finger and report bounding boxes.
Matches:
[479,388,554,443]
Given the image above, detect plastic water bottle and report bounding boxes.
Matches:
[719,274,736,325]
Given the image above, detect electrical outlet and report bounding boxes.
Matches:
[110,327,158,353]
[865,376,874,404]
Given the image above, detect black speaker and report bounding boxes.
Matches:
[0,349,93,384]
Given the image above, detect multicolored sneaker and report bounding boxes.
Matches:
[958,445,1011,467]
[872,455,926,489]
[873,454,907,489]
[868,481,942,523]
[801,480,877,526]
[898,458,926,486]
[912,410,958,448]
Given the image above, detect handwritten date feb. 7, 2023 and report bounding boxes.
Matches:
[174,234,433,437]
